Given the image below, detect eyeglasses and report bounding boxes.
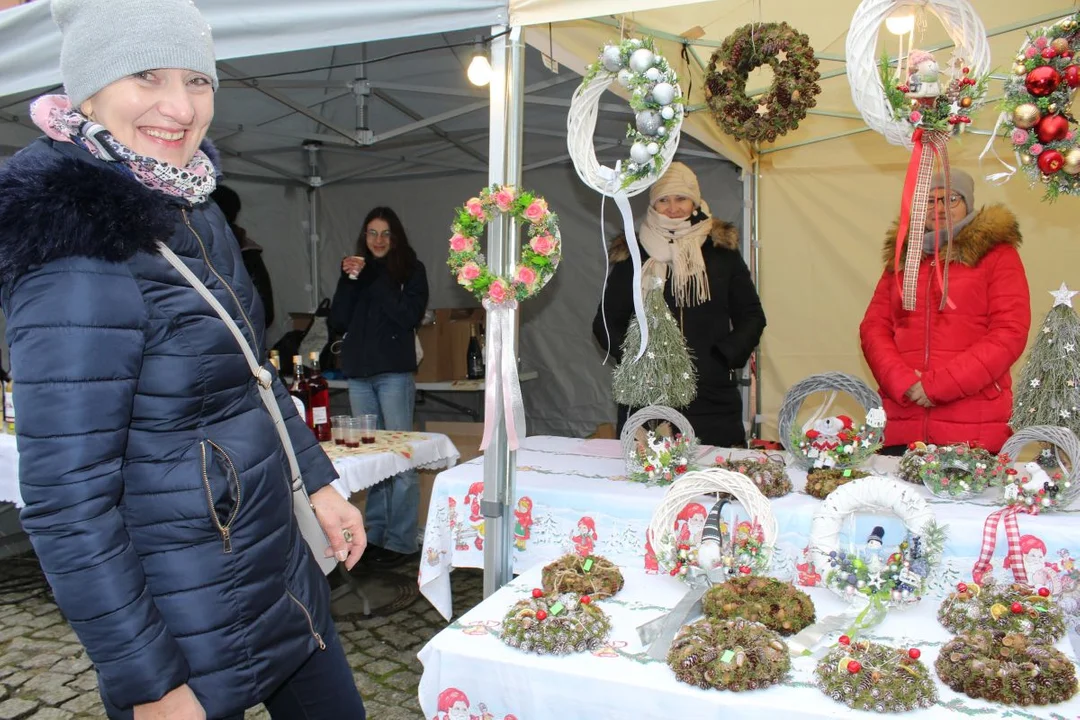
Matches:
[366,229,392,239]
[928,193,964,209]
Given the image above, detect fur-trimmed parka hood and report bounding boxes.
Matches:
[882,204,1021,269]
[0,138,221,284]
[608,218,739,262]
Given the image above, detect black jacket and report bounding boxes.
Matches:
[593,218,766,445]
[329,258,428,378]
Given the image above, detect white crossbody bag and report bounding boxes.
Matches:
[157,242,337,575]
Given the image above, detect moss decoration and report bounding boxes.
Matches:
[937,581,1067,642]
[541,554,624,600]
[935,631,1078,705]
[714,456,793,498]
[815,639,937,713]
[702,576,815,636]
[897,446,930,484]
[805,467,868,499]
[500,591,611,655]
[667,617,791,692]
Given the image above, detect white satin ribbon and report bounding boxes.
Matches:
[978,111,1018,185]
[479,299,527,451]
[598,163,648,362]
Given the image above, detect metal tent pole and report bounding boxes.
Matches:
[303,141,323,310]
[482,25,524,599]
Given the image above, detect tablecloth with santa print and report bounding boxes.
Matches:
[418,562,1080,720]
[418,436,1080,623]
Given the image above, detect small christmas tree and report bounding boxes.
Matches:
[612,279,697,408]
[1011,283,1080,437]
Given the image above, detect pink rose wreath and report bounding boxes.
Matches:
[447,185,561,450]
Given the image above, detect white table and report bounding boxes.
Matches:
[418,562,1080,720]
[0,431,459,507]
[419,436,1080,621]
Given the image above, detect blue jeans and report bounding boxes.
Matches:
[220,623,365,720]
[348,373,419,554]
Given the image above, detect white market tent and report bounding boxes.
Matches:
[2,1,1079,586]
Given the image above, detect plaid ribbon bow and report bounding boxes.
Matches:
[972,505,1031,585]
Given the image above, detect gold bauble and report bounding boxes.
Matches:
[1016,54,1026,63]
[960,97,973,108]
[1064,148,1080,175]
[1052,37,1071,54]
[1013,103,1041,129]
[1014,63,1027,75]
[1021,153,1034,165]
[1049,103,1059,114]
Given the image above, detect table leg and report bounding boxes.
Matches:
[329,564,372,617]
[415,390,480,421]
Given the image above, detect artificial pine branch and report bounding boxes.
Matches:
[612,283,697,408]
[1011,301,1080,436]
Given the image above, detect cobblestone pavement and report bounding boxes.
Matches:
[0,555,483,719]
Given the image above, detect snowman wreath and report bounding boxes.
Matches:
[779,372,886,470]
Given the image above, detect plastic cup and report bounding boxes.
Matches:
[344,418,362,448]
[331,416,349,446]
[358,414,378,444]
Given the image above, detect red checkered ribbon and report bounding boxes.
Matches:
[894,129,955,312]
[972,505,1030,585]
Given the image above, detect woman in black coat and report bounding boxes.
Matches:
[593,162,766,447]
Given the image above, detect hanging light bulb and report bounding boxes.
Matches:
[885,8,915,36]
[467,40,492,87]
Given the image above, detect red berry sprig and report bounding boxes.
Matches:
[838,635,851,646]
[847,660,862,674]
[535,609,548,621]
[531,588,543,598]
[1011,601,1024,614]
[580,595,592,605]
[957,582,968,593]
[1039,587,1051,597]
[908,648,921,660]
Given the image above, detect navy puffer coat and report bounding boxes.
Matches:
[0,139,338,718]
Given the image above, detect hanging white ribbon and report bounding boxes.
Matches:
[598,162,648,362]
[978,111,1018,185]
[479,298,527,451]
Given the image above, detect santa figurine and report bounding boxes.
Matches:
[905,49,942,101]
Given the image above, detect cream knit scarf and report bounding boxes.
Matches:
[638,203,713,307]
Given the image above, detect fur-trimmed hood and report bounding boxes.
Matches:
[608,218,739,262]
[882,204,1021,269]
[0,138,220,284]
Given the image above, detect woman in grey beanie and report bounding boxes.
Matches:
[0,1,367,719]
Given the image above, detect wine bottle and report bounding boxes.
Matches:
[466,324,484,380]
[307,351,331,442]
[289,354,310,429]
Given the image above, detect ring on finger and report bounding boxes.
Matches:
[342,529,354,543]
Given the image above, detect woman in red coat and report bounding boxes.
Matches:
[860,170,1030,453]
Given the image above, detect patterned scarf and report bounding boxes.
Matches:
[29,94,216,204]
[638,203,714,307]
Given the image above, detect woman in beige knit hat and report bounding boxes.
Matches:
[593,162,766,446]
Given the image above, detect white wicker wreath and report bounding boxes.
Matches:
[809,476,944,607]
[568,37,684,197]
[998,425,1080,511]
[778,372,886,470]
[620,405,696,472]
[647,468,778,582]
[845,0,992,148]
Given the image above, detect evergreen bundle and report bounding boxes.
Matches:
[612,282,697,408]
[1012,285,1080,435]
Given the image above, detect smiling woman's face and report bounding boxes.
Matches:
[81,68,214,167]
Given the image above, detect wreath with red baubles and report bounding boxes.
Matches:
[1003,13,1080,200]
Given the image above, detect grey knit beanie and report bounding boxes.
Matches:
[52,0,218,109]
[930,169,975,213]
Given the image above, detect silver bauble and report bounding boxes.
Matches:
[630,142,652,165]
[651,82,676,106]
[647,142,660,155]
[635,109,662,136]
[629,48,655,74]
[617,68,634,88]
[645,67,662,82]
[657,127,667,136]
[661,105,676,120]
[628,38,643,47]
[601,45,624,73]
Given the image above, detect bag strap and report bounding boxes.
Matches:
[156,242,303,492]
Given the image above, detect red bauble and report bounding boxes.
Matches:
[580,595,592,605]
[739,565,752,575]
[1039,587,1051,597]
[847,660,862,674]
[1026,65,1063,96]
[838,635,851,646]
[1066,65,1080,88]
[1010,601,1024,614]
[1042,47,1058,59]
[532,588,543,598]
[957,582,968,593]
[908,648,922,660]
[1036,113,1070,143]
[535,609,548,621]
[1038,149,1065,174]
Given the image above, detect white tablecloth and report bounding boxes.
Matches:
[419,436,1080,620]
[0,431,459,506]
[418,562,1080,720]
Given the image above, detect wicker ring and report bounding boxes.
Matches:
[998,425,1080,511]
[620,405,696,474]
[778,372,885,470]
